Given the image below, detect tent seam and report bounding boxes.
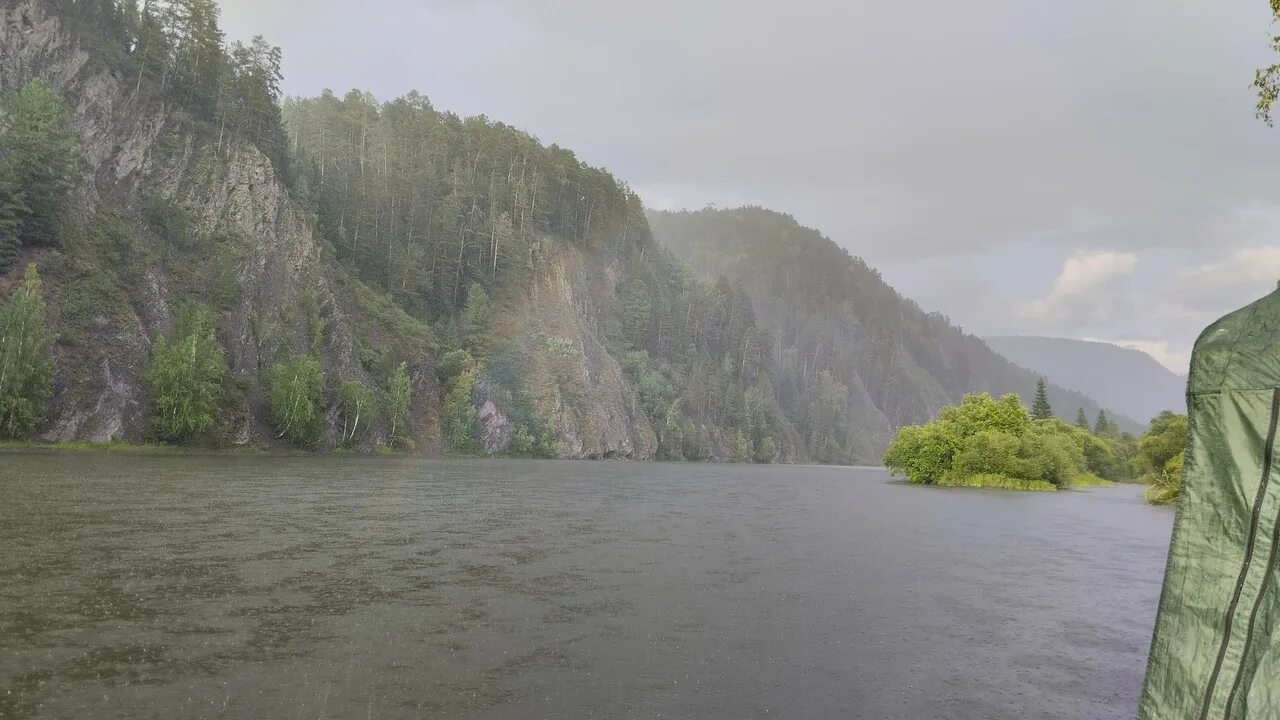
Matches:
[1221,387,1280,720]
[1197,388,1280,720]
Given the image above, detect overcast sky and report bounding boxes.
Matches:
[219,0,1280,373]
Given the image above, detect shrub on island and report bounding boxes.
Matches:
[883,393,1113,491]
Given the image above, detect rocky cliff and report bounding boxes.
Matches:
[0,0,662,457]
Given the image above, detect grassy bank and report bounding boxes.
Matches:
[930,472,1113,493]
[0,440,285,456]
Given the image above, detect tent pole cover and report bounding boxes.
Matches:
[1139,287,1280,720]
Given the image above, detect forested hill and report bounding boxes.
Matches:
[0,0,833,462]
[0,1,1132,463]
[648,207,1140,440]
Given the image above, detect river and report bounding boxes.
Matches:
[0,453,1172,719]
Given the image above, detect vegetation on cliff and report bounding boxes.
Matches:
[0,265,55,438]
[648,207,1134,460]
[281,91,807,461]
[0,1,1142,463]
[0,80,80,273]
[146,303,226,443]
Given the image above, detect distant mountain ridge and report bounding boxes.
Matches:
[984,336,1186,424]
[649,207,1142,442]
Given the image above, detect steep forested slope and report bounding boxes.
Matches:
[280,93,809,461]
[0,0,806,461]
[648,207,1140,444]
[985,336,1186,422]
[0,1,1135,463]
[0,0,439,447]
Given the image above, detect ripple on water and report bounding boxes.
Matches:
[0,456,1171,720]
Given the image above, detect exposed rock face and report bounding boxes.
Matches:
[476,397,514,456]
[0,0,663,457]
[0,0,397,447]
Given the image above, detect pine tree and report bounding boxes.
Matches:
[0,80,81,248]
[1095,409,1112,436]
[1075,407,1090,429]
[0,158,26,274]
[0,264,56,439]
[1030,378,1053,420]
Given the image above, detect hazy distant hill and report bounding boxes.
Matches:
[985,336,1186,423]
[649,207,1142,442]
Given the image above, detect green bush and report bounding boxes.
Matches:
[269,355,325,446]
[436,349,474,387]
[1145,450,1185,505]
[461,284,492,355]
[755,436,777,463]
[143,194,191,247]
[441,364,479,454]
[730,429,753,463]
[301,291,328,354]
[0,264,55,438]
[338,380,373,447]
[147,304,226,443]
[884,393,1094,491]
[386,361,412,448]
[1134,411,1188,504]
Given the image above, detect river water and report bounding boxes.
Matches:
[0,453,1172,719]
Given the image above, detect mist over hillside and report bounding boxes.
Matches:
[648,207,1141,437]
[985,336,1186,423]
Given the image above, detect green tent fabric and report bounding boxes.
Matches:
[1140,286,1280,720]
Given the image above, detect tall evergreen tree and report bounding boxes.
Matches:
[0,264,56,439]
[0,157,26,274]
[1030,378,1053,420]
[1075,407,1090,429]
[1095,409,1112,436]
[0,80,81,248]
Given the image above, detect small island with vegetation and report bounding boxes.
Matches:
[884,378,1187,503]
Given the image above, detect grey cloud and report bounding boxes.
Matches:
[217,0,1280,363]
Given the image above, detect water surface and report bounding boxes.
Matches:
[0,454,1172,719]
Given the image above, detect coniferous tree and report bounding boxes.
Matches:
[1030,378,1053,420]
[1075,407,1090,429]
[1095,409,1112,436]
[461,284,492,355]
[0,264,55,439]
[0,80,81,248]
[0,158,26,274]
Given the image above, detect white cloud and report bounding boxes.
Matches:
[1095,339,1191,375]
[1174,248,1280,307]
[217,0,1280,368]
[1021,251,1138,323]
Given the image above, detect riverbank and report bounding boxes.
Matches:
[927,473,1114,492]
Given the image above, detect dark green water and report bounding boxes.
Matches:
[0,454,1171,719]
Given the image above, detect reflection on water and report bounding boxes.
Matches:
[0,454,1171,719]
